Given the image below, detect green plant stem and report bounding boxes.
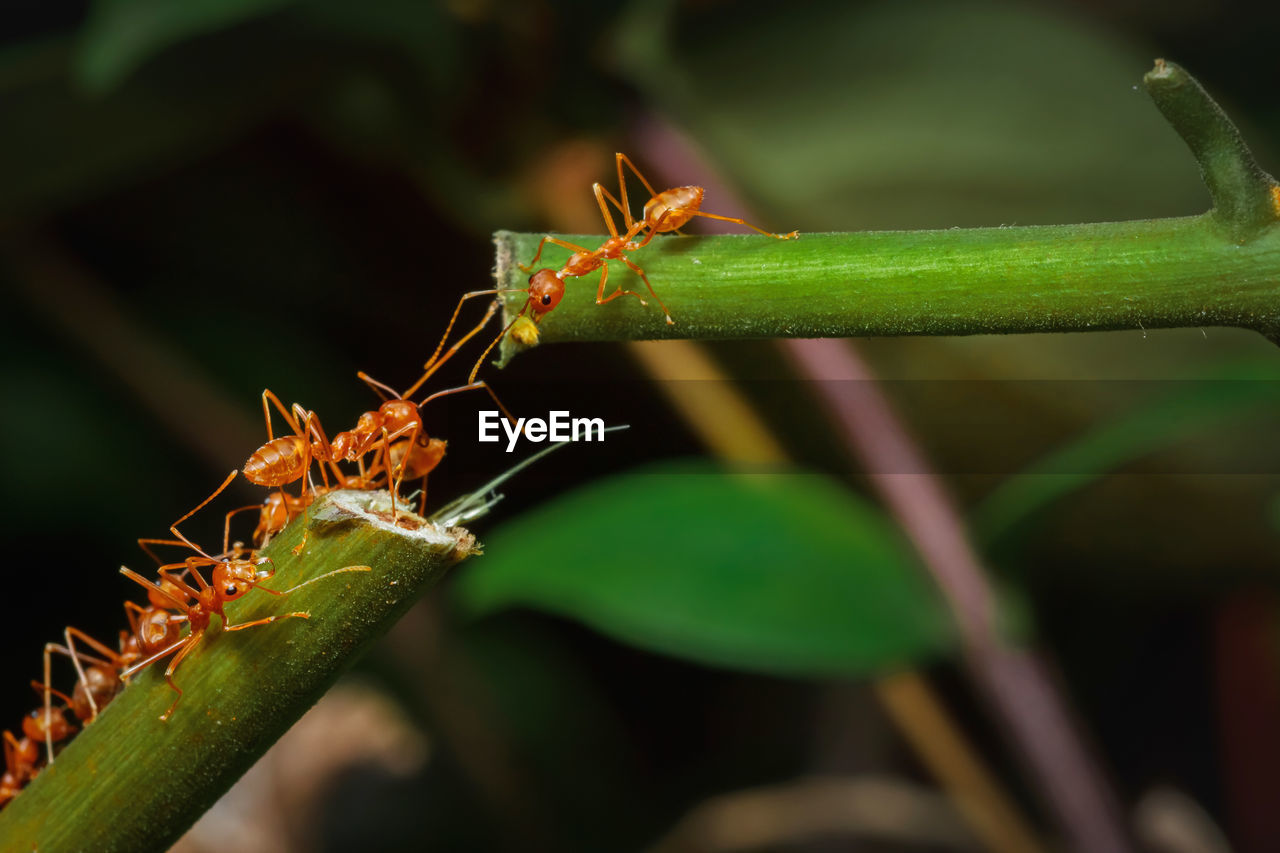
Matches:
[495,60,1280,362]
[496,219,1280,350]
[0,491,477,853]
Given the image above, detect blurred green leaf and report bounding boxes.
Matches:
[973,362,1280,546]
[454,460,955,677]
[77,0,297,92]
[614,0,1207,230]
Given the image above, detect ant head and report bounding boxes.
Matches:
[527,269,564,315]
[379,399,419,432]
[23,707,72,743]
[72,666,120,717]
[216,559,262,602]
[331,430,358,459]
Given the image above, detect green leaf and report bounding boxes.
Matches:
[972,362,1280,546]
[453,461,955,677]
[77,0,297,92]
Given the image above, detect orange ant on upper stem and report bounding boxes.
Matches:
[525,153,797,321]
[450,152,798,379]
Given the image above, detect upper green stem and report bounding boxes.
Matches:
[496,215,1280,358]
[495,60,1280,361]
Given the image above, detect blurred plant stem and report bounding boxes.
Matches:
[4,231,259,470]
[629,340,1047,853]
[0,492,478,853]
[497,60,1279,360]
[783,338,1130,853]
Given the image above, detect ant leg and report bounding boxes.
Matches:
[632,208,676,251]
[593,183,623,237]
[597,183,634,231]
[119,635,187,683]
[294,405,331,491]
[170,470,239,558]
[261,389,303,443]
[158,632,205,722]
[298,408,345,487]
[594,263,647,308]
[403,294,504,399]
[380,426,397,519]
[684,209,799,240]
[390,423,421,514]
[519,236,595,273]
[621,256,674,325]
[121,565,192,611]
[41,642,56,762]
[467,300,531,384]
[421,290,503,376]
[62,627,119,722]
[156,563,206,603]
[617,152,662,212]
[296,413,315,505]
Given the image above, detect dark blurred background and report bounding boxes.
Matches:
[3,1,1280,850]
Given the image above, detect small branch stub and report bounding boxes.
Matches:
[1143,58,1280,243]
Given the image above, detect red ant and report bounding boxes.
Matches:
[118,472,371,720]
[446,153,798,378]
[242,391,343,505]
[1,730,39,807]
[0,696,76,803]
[520,152,798,325]
[243,297,510,522]
[38,602,183,759]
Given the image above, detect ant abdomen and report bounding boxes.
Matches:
[244,436,310,488]
[643,185,703,233]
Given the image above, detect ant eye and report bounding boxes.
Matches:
[224,585,239,597]
[541,294,552,305]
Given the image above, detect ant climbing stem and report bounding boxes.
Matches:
[345,370,517,517]
[519,151,799,328]
[244,390,341,502]
[118,552,371,721]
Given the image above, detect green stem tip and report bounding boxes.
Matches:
[492,61,1280,359]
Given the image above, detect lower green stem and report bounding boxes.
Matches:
[0,491,477,853]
